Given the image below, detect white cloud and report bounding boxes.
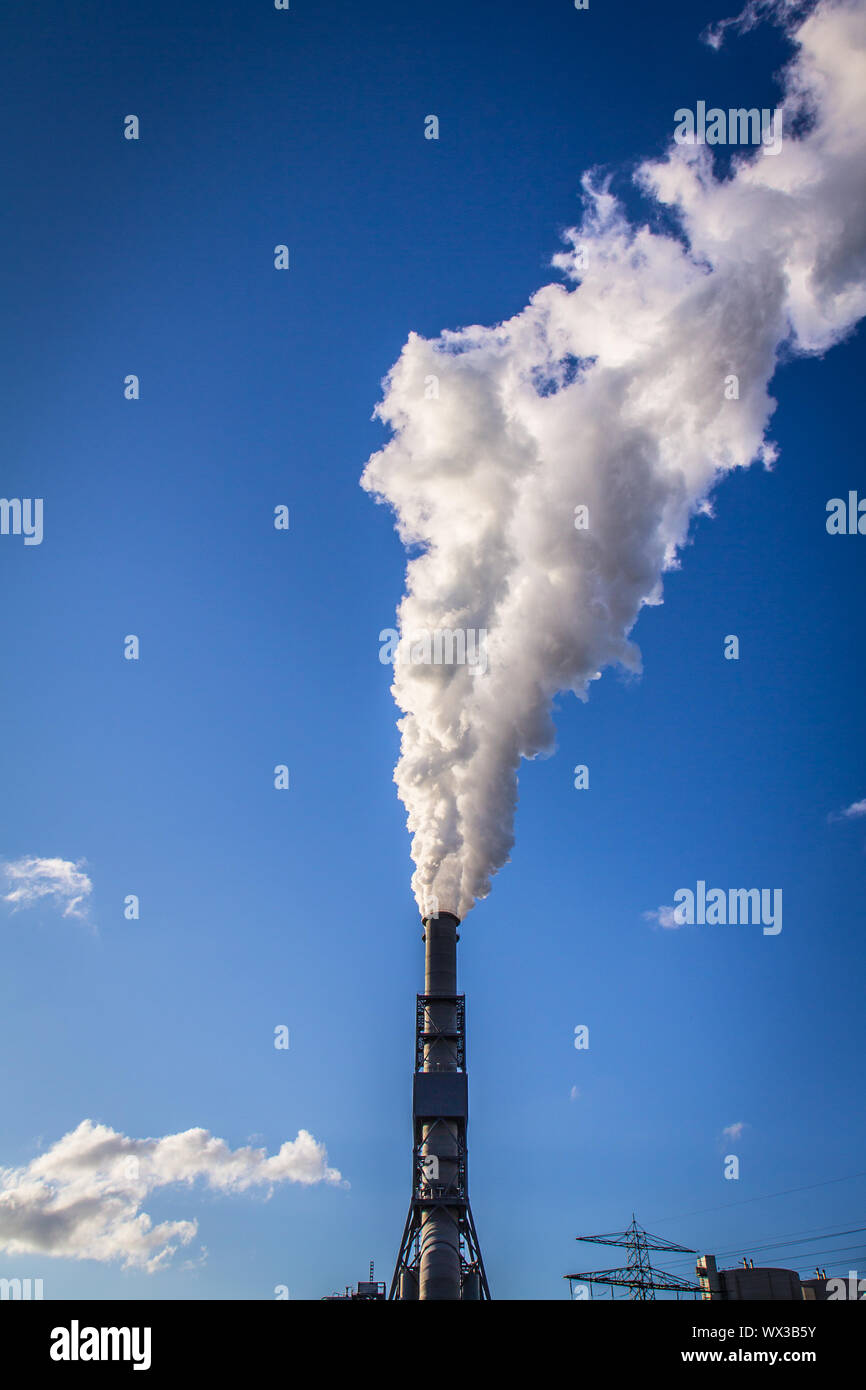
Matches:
[723,1121,747,1140]
[827,797,866,823]
[0,1120,345,1271]
[703,0,804,50]
[570,1086,580,1101]
[1,856,93,921]
[644,906,683,930]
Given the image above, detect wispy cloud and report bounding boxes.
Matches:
[0,1120,345,1271]
[722,1121,747,1140]
[830,798,866,822]
[703,0,808,51]
[643,906,682,930]
[1,856,93,921]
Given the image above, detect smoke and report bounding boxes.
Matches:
[362,0,866,921]
[0,1120,344,1271]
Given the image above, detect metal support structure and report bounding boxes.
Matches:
[390,912,490,1300]
[565,1216,700,1300]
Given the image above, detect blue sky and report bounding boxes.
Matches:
[1,0,864,1299]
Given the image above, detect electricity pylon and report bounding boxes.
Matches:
[565,1215,700,1300]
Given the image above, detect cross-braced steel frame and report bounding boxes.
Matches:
[390,992,490,1300]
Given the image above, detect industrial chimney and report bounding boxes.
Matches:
[390,911,489,1300]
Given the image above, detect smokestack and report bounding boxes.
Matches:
[390,911,489,1300]
[419,911,460,1300]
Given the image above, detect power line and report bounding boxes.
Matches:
[662,1223,866,1267]
[719,1218,866,1253]
[668,1244,866,1274]
[649,1169,866,1225]
[790,1243,866,1266]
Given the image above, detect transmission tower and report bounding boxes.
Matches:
[565,1215,700,1300]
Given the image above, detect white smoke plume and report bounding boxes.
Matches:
[362,0,866,921]
[0,1120,344,1271]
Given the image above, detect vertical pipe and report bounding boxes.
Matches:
[418,911,461,1300]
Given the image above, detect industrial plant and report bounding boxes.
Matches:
[563,1220,849,1301]
[322,922,861,1302]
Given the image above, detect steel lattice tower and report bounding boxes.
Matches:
[565,1216,699,1300]
[390,912,490,1300]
